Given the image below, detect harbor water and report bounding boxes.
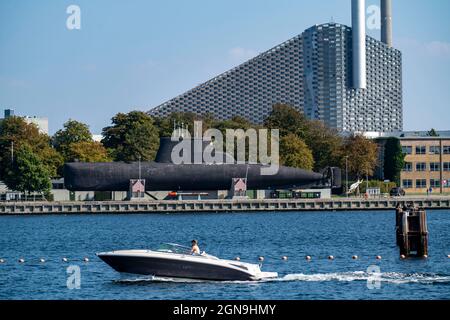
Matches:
[0,210,449,300]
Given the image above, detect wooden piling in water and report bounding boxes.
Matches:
[396,205,428,258]
[395,204,403,246]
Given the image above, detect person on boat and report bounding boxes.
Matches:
[190,239,200,255]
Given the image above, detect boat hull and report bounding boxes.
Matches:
[98,253,260,281]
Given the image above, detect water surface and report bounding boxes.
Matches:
[0,210,448,300]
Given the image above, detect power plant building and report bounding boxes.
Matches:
[149,0,402,134]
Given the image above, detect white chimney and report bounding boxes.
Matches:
[381,0,393,47]
[352,0,367,89]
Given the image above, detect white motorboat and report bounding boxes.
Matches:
[97,243,278,281]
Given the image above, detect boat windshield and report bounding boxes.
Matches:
[156,243,192,254]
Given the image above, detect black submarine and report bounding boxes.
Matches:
[64,137,341,192]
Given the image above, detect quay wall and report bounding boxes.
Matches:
[1,197,450,215]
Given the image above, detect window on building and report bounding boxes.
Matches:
[444,146,450,155]
[402,146,412,155]
[416,162,427,172]
[415,146,426,155]
[416,179,427,188]
[403,162,412,172]
[430,162,441,172]
[402,180,412,189]
[429,146,441,154]
[430,179,441,188]
[444,162,450,172]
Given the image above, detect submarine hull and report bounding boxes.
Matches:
[64,162,332,192]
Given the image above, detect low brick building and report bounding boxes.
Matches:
[399,136,450,194]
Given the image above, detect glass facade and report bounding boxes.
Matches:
[402,146,412,154]
[430,162,440,172]
[416,162,427,172]
[149,23,403,133]
[429,146,441,154]
[403,162,412,172]
[402,179,412,189]
[415,146,426,155]
[430,179,441,188]
[416,179,427,188]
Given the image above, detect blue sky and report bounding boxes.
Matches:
[1,0,449,134]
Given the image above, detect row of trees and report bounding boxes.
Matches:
[0,111,166,196]
[0,104,400,195]
[0,117,60,197]
[265,104,384,181]
[0,118,111,196]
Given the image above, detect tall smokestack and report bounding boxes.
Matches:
[352,0,366,89]
[381,0,393,47]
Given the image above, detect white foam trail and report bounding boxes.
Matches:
[113,272,450,285]
[279,272,450,284]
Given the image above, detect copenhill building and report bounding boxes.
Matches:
[148,0,402,134]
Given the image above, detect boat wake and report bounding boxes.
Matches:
[278,271,450,285]
[114,272,450,285]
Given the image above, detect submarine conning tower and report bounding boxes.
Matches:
[155,137,213,164]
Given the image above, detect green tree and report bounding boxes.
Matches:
[303,120,343,171]
[280,134,314,170]
[213,116,255,133]
[341,135,379,179]
[3,144,51,195]
[263,104,344,170]
[52,119,111,166]
[52,120,92,155]
[39,145,64,177]
[264,104,308,137]
[65,141,111,163]
[0,116,62,179]
[102,111,160,161]
[383,137,405,184]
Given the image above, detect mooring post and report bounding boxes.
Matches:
[400,209,410,256]
[395,204,403,246]
[397,206,429,258]
[418,209,428,257]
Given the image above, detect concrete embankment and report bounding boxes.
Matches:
[1,197,450,215]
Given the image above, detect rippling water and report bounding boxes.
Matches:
[0,210,449,300]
